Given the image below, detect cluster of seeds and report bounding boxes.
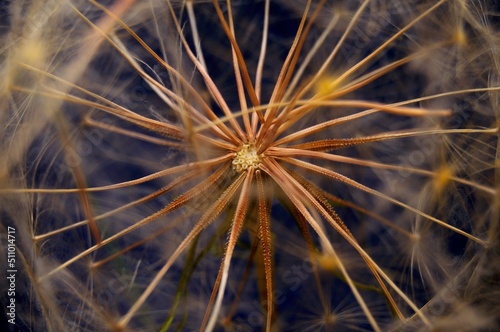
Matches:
[232,144,262,172]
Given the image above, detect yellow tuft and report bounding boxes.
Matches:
[314,75,340,97]
[315,252,339,272]
[17,38,47,68]
[434,164,454,195]
[454,26,467,47]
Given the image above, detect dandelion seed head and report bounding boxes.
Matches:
[232,143,262,172]
[454,26,467,47]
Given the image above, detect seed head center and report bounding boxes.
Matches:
[232,144,262,172]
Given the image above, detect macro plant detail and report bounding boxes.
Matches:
[0,0,499,331]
